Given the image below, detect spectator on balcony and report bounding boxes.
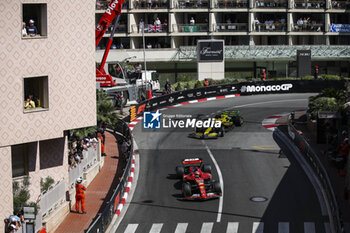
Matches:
[163,19,168,31]
[296,18,303,31]
[197,0,203,7]
[303,17,309,30]
[185,0,191,7]
[147,42,152,48]
[147,0,152,9]
[24,95,36,109]
[154,17,161,25]
[190,17,195,25]
[139,18,145,33]
[26,19,38,37]
[22,22,27,37]
[253,17,260,31]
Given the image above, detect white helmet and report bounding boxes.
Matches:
[76,177,82,183]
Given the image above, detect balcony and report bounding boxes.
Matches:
[175,0,209,9]
[294,0,325,9]
[213,23,248,32]
[255,0,287,8]
[214,0,248,8]
[330,0,350,9]
[253,22,287,32]
[133,0,169,9]
[96,0,129,10]
[131,24,168,33]
[292,22,324,31]
[172,24,209,32]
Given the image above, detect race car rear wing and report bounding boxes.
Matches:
[182,158,203,165]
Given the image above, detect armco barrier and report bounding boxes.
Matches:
[287,121,342,233]
[133,79,346,116]
[86,120,133,233]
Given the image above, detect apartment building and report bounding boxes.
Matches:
[96,0,350,78]
[0,0,96,231]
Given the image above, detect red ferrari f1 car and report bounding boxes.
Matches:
[176,158,222,200]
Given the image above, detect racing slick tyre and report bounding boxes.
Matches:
[219,127,225,137]
[234,116,244,127]
[176,166,185,178]
[182,182,192,197]
[202,164,212,173]
[212,181,222,194]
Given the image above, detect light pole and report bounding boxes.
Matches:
[142,23,147,80]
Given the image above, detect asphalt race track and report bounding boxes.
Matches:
[113,93,330,233]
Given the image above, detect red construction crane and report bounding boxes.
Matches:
[96,0,125,87]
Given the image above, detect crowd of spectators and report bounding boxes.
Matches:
[295,17,322,31]
[294,0,325,8]
[68,134,98,170]
[255,0,287,8]
[22,19,38,37]
[253,17,287,31]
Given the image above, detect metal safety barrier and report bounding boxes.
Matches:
[68,146,99,189]
[86,120,133,233]
[39,179,66,218]
[287,121,343,233]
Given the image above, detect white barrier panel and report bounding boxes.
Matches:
[40,179,66,218]
[68,145,99,189]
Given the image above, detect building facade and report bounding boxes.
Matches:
[0,0,96,231]
[96,0,350,79]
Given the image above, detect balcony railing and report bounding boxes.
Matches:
[255,0,287,8]
[330,0,350,9]
[214,0,248,8]
[106,24,128,33]
[213,23,248,32]
[133,0,169,9]
[131,24,168,33]
[175,0,209,8]
[96,0,129,10]
[292,23,324,31]
[253,22,287,32]
[294,0,325,8]
[172,24,209,32]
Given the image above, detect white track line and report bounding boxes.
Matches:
[202,141,224,223]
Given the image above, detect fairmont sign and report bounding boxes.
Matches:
[198,40,224,62]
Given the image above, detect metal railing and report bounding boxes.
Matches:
[286,121,342,233]
[175,0,209,8]
[255,0,287,8]
[39,179,66,218]
[330,1,350,9]
[96,0,129,10]
[172,24,209,32]
[294,0,326,8]
[292,23,324,32]
[253,23,287,32]
[133,0,169,8]
[213,23,248,32]
[68,146,99,189]
[86,120,133,233]
[214,0,248,8]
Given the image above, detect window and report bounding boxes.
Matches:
[24,76,49,112]
[11,144,29,178]
[22,3,47,38]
